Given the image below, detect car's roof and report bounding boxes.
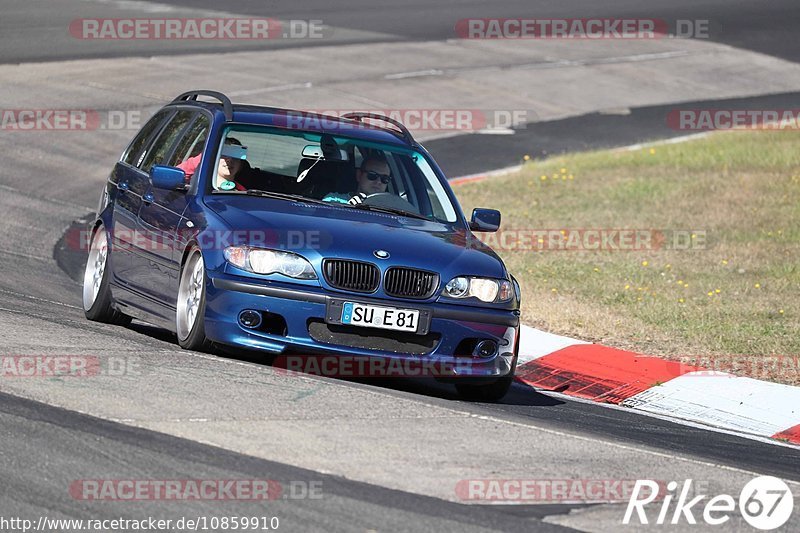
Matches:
[175,100,413,147]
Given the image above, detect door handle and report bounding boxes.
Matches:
[118,181,129,192]
[143,191,154,205]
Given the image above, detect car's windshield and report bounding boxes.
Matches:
[204,125,459,223]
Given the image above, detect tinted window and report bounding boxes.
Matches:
[168,114,210,177]
[226,130,310,176]
[140,110,195,172]
[122,109,172,167]
[217,126,459,223]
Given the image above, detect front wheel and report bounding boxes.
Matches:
[176,248,212,351]
[82,225,131,325]
[455,374,514,402]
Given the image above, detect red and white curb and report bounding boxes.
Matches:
[516,325,800,446]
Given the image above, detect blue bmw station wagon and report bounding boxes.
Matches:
[83,90,521,400]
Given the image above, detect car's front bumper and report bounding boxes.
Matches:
[204,272,519,380]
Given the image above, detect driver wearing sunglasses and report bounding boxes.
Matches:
[322,157,391,205]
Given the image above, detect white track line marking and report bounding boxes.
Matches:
[0,248,52,263]
[385,69,444,80]
[229,82,314,97]
[0,288,80,309]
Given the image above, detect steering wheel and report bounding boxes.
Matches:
[361,192,420,214]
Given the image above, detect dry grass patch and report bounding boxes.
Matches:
[454,130,800,385]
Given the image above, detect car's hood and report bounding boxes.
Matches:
[204,195,506,278]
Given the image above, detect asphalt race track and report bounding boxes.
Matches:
[1,1,799,531]
[4,0,799,63]
[4,0,800,176]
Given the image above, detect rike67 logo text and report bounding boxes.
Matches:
[624,476,794,530]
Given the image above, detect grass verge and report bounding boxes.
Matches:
[453,130,800,385]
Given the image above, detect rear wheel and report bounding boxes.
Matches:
[176,248,212,351]
[82,225,131,325]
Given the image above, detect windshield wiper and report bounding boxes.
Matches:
[350,203,430,221]
[240,189,330,206]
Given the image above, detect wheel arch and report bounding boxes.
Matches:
[180,240,202,269]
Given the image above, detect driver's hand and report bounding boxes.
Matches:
[348,193,368,205]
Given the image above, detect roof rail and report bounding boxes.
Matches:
[341,112,414,143]
[172,90,233,121]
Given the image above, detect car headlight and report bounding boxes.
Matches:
[224,246,316,280]
[442,276,513,303]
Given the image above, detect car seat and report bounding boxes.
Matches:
[293,158,355,199]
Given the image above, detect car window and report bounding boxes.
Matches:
[227,131,310,175]
[122,109,172,167]
[139,110,196,172]
[411,153,456,222]
[217,126,459,223]
[384,152,413,204]
[167,114,210,185]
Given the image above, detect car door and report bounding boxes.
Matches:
[110,108,173,288]
[135,109,207,307]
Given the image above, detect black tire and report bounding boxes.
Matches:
[82,225,131,326]
[455,374,514,402]
[176,248,213,352]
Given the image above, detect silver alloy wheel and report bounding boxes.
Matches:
[82,228,108,311]
[177,252,204,341]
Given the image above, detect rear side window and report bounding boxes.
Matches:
[139,110,195,172]
[122,109,172,167]
[168,114,210,167]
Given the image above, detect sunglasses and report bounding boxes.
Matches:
[365,170,391,184]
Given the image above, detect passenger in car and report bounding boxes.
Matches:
[322,156,391,204]
[178,138,291,192]
[177,137,249,190]
[214,139,249,191]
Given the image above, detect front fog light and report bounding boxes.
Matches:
[238,310,262,329]
[473,340,498,357]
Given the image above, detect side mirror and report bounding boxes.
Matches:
[151,165,187,191]
[469,208,501,232]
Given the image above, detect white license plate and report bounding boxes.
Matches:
[341,302,420,332]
